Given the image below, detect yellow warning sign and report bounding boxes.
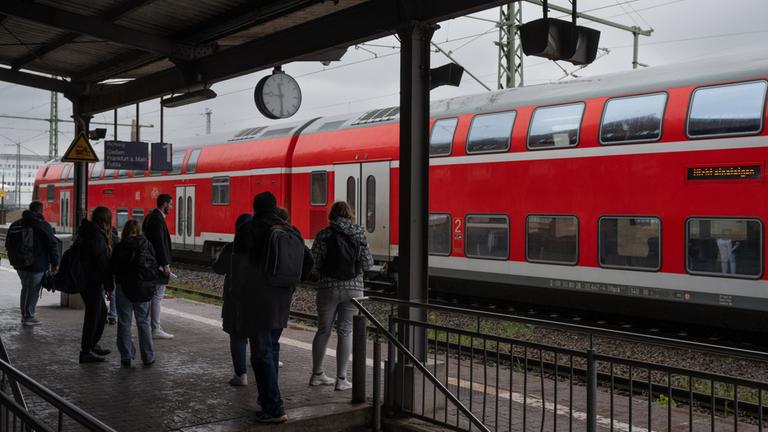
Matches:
[0,191,6,198]
[61,132,99,163]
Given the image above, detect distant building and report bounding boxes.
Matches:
[0,154,50,208]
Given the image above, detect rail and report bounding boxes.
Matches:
[351,296,768,432]
[0,337,116,432]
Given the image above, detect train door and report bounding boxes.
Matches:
[333,161,390,259]
[174,186,196,250]
[59,190,70,233]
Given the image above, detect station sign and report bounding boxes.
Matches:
[151,142,173,172]
[104,140,148,170]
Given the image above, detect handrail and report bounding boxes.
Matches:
[360,296,768,362]
[0,334,26,410]
[352,298,491,432]
[0,358,117,432]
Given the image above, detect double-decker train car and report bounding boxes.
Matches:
[35,50,768,331]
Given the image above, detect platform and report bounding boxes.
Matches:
[0,264,370,432]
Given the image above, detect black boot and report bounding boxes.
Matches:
[92,345,111,356]
[79,351,106,364]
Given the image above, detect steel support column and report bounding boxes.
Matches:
[71,102,91,235]
[397,22,436,362]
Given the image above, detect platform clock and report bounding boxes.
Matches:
[254,67,302,119]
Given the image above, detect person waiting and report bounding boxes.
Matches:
[309,201,373,390]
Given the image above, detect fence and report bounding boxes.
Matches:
[0,337,116,432]
[352,296,768,432]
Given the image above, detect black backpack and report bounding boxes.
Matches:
[6,220,35,269]
[53,240,84,294]
[262,224,305,287]
[320,227,361,281]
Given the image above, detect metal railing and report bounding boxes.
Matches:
[0,338,116,432]
[351,296,768,432]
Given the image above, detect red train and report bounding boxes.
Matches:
[35,51,768,331]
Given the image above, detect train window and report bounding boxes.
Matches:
[346,176,356,210]
[466,111,516,154]
[116,209,129,230]
[46,185,54,202]
[428,214,451,256]
[32,185,39,201]
[310,171,327,206]
[600,93,667,144]
[688,80,768,138]
[366,175,376,233]
[465,215,509,260]
[212,176,230,205]
[90,162,103,180]
[686,218,762,278]
[599,216,661,271]
[60,165,72,181]
[132,166,146,178]
[186,149,201,173]
[132,209,145,226]
[117,169,129,178]
[430,118,458,157]
[528,103,585,149]
[526,215,578,265]
[171,150,186,174]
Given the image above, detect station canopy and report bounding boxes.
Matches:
[0,0,505,116]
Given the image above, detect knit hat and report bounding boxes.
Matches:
[252,191,277,215]
[235,213,252,229]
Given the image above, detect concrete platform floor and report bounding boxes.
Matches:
[0,265,369,432]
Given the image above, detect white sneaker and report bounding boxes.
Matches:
[152,329,174,339]
[278,361,284,368]
[309,372,334,386]
[228,374,247,386]
[335,377,352,391]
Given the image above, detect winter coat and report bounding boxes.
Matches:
[111,235,158,303]
[213,242,243,335]
[231,210,314,332]
[11,210,60,273]
[311,217,374,291]
[143,208,171,283]
[76,219,114,294]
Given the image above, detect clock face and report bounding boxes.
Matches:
[255,72,302,119]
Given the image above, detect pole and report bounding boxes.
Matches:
[160,96,164,143]
[204,108,212,135]
[135,103,140,142]
[113,109,118,140]
[632,31,639,69]
[15,142,20,208]
[71,101,91,235]
[352,315,367,404]
[397,22,436,362]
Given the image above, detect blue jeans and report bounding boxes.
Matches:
[115,286,154,364]
[18,270,44,321]
[108,294,117,320]
[230,334,282,376]
[251,329,284,417]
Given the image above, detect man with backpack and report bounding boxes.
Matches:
[143,194,174,339]
[232,192,313,423]
[5,201,59,326]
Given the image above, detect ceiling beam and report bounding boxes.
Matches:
[80,0,507,114]
[75,0,319,83]
[11,0,161,70]
[0,68,79,96]
[0,1,202,59]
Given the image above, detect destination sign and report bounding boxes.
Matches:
[151,142,173,172]
[105,140,148,170]
[687,165,761,181]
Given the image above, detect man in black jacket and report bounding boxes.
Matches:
[142,193,174,339]
[232,192,312,423]
[7,201,59,326]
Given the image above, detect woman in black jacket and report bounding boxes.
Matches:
[77,206,115,363]
[214,213,252,386]
[111,220,158,368]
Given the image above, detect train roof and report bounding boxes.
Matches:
[112,47,768,153]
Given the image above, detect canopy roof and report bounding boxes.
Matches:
[0,0,504,115]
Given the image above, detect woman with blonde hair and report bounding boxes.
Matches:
[111,219,159,367]
[77,206,115,363]
[309,201,373,390]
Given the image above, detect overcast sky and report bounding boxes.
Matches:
[1,0,767,157]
